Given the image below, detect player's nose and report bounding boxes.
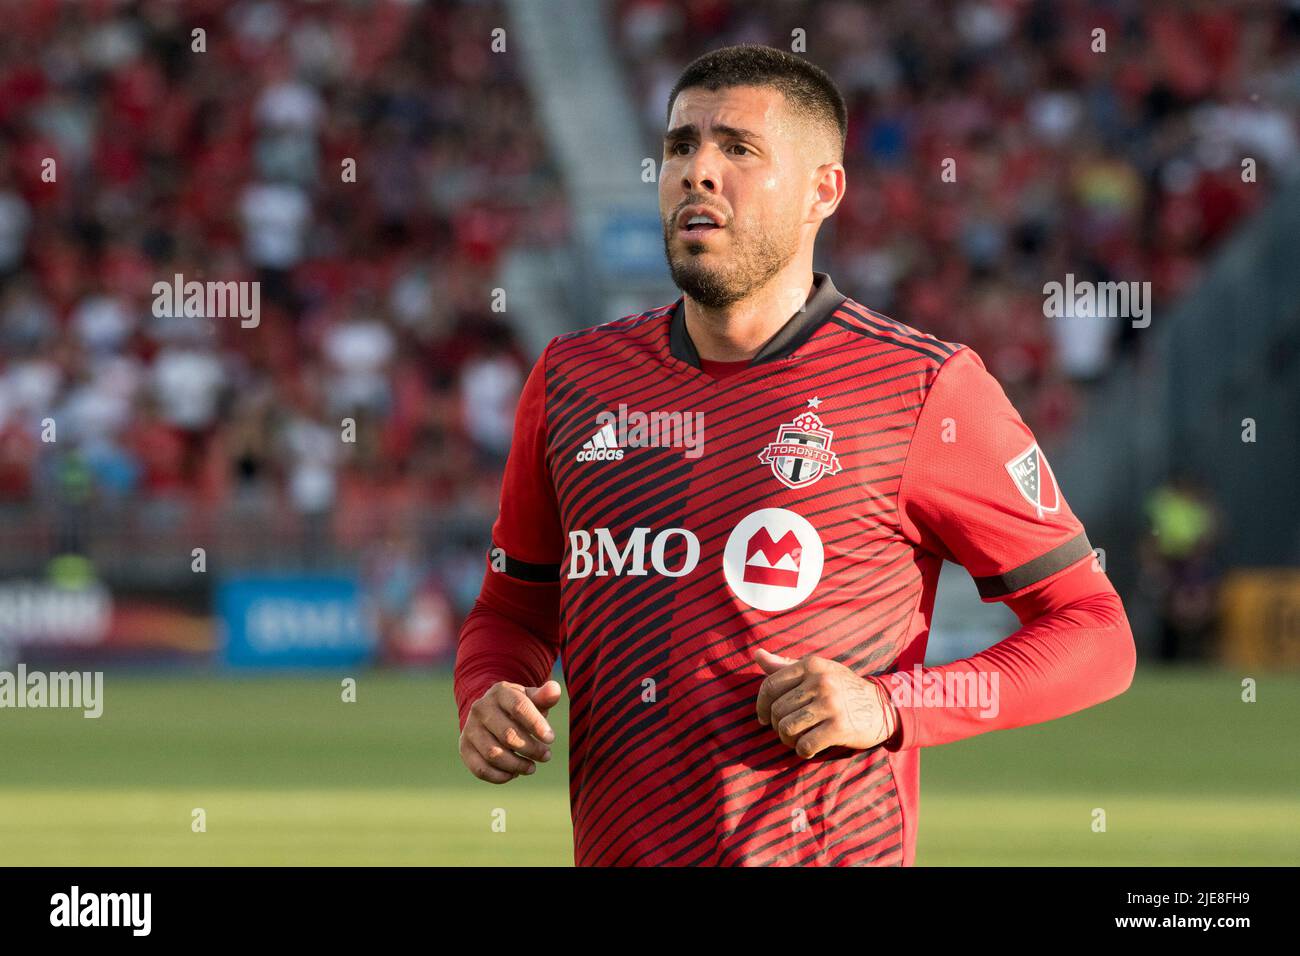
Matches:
[680,144,721,195]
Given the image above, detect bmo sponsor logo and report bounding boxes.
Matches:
[565,509,825,613]
[723,508,823,611]
[568,527,699,579]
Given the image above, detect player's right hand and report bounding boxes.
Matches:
[459,680,561,784]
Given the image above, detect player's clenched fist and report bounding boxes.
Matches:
[754,649,898,757]
[459,680,561,784]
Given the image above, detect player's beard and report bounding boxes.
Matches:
[662,214,799,310]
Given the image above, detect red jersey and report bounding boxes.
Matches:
[456,271,1134,866]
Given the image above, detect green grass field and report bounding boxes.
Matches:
[0,667,1295,865]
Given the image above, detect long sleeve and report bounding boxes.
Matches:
[876,557,1135,750]
[877,346,1136,750]
[453,342,565,730]
[455,574,562,730]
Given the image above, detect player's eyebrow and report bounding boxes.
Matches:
[664,123,766,147]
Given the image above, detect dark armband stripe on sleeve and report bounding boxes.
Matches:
[488,545,561,583]
[973,532,1094,599]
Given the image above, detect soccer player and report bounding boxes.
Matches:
[454,44,1135,866]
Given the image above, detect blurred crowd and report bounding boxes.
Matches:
[0,0,567,622]
[0,0,1295,651]
[616,0,1299,435]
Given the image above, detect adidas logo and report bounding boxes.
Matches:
[576,422,625,462]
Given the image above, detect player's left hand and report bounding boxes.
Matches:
[753,648,898,758]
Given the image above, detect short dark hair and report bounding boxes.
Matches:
[666,44,847,163]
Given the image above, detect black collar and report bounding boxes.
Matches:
[668,271,847,369]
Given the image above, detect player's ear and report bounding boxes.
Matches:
[807,161,845,223]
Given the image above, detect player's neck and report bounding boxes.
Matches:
[683,267,815,362]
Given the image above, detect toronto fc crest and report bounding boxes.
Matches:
[758,411,843,489]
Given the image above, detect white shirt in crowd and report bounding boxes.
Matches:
[151,347,227,430]
[239,182,311,269]
[459,354,523,456]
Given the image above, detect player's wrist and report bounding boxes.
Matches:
[867,676,902,749]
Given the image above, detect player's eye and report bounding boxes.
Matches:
[669,142,692,156]
[730,143,751,156]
